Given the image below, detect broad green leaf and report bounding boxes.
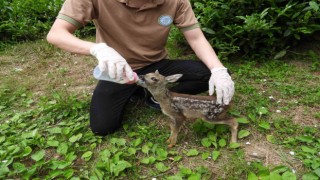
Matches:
[81,151,93,161]
[47,127,62,134]
[201,138,211,147]
[296,136,313,143]
[257,107,268,115]
[173,156,182,162]
[50,160,71,170]
[142,144,150,154]
[212,151,220,161]
[140,158,150,164]
[69,133,82,143]
[167,175,183,180]
[202,27,215,34]
[302,172,318,180]
[127,147,136,155]
[238,130,250,139]
[188,173,201,180]
[116,138,126,146]
[0,136,5,144]
[110,138,126,146]
[156,148,168,161]
[180,166,193,175]
[237,117,250,124]
[22,129,38,139]
[274,50,287,59]
[132,138,142,147]
[13,162,26,173]
[112,152,123,163]
[8,145,20,155]
[90,143,97,149]
[248,113,257,122]
[186,149,199,157]
[110,160,132,177]
[0,166,10,176]
[257,170,270,179]
[89,168,104,180]
[57,143,68,155]
[47,140,59,147]
[201,152,210,160]
[62,127,71,135]
[49,170,64,179]
[31,149,45,161]
[301,146,316,154]
[271,166,290,174]
[259,121,271,130]
[309,1,319,11]
[64,169,74,179]
[314,168,320,177]
[311,160,320,170]
[149,156,157,164]
[248,172,258,180]
[208,132,217,141]
[155,162,170,172]
[99,149,111,160]
[282,171,296,180]
[141,156,156,164]
[266,135,276,143]
[229,142,240,149]
[270,172,282,180]
[218,139,227,147]
[284,29,291,37]
[66,152,77,162]
[168,150,178,155]
[22,146,32,157]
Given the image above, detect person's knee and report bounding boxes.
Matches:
[90,122,121,136]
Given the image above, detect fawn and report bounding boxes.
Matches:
[137,70,238,147]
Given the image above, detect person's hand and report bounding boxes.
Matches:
[209,67,234,105]
[90,43,135,83]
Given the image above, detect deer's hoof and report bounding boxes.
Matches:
[167,144,175,148]
[166,137,172,144]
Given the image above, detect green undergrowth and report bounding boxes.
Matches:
[0,40,319,179]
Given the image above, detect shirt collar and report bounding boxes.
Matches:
[116,0,164,11]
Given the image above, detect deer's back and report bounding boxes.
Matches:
[169,92,230,122]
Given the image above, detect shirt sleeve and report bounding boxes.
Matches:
[174,0,200,32]
[57,0,97,28]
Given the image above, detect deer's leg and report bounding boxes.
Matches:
[166,122,175,144]
[214,118,238,143]
[167,118,185,148]
[229,118,238,143]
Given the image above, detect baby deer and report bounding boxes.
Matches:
[137,71,238,147]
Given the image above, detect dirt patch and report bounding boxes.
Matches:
[242,132,305,173]
[290,106,320,127]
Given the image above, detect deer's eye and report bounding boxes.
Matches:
[151,77,158,82]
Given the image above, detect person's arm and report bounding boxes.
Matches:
[182,28,224,69]
[47,19,95,55]
[183,27,234,105]
[47,19,136,83]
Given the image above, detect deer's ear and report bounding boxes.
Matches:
[155,70,160,74]
[165,74,183,83]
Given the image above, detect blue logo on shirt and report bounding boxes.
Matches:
[158,15,173,26]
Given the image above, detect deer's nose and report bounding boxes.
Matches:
[139,75,145,81]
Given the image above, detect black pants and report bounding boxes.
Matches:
[90,59,211,136]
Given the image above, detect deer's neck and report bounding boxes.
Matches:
[149,88,171,104]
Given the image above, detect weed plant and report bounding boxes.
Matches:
[189,0,320,58]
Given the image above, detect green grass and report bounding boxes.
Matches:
[0,36,319,179]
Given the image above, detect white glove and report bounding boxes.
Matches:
[209,67,234,105]
[90,43,134,83]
